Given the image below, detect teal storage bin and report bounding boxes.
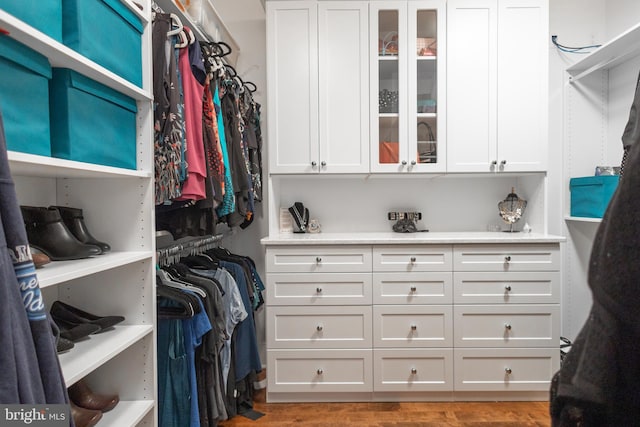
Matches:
[570,175,620,218]
[0,36,52,156]
[0,1,62,42]
[50,69,137,169]
[62,0,143,87]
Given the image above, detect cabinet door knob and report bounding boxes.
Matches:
[491,160,498,166]
[410,257,417,263]
[311,161,317,167]
[401,160,407,166]
[316,325,323,331]
[411,368,417,374]
[316,287,323,294]
[505,367,512,375]
[504,323,512,330]
[504,285,512,292]
[410,160,416,165]
[316,257,322,263]
[504,255,511,262]
[500,160,507,165]
[317,368,323,375]
[321,161,327,167]
[410,286,417,292]
[411,324,417,331]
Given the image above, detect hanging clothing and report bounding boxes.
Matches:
[0,108,69,408]
[152,13,183,204]
[176,35,207,201]
[214,85,235,218]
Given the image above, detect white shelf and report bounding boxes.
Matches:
[59,325,153,386]
[8,151,152,179]
[121,0,150,24]
[378,55,399,60]
[566,21,640,82]
[564,215,602,223]
[99,400,155,427]
[0,10,152,101]
[417,113,437,119]
[37,251,153,289]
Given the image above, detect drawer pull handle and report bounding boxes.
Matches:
[410,257,417,263]
[316,257,322,263]
[504,285,512,292]
[411,368,417,375]
[505,367,512,375]
[504,256,511,262]
[316,325,323,332]
[316,287,323,294]
[411,324,417,331]
[317,369,323,375]
[410,286,417,292]
[504,323,512,330]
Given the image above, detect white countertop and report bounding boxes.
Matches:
[261,232,566,245]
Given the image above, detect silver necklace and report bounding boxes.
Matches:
[291,204,308,231]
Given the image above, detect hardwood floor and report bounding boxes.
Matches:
[219,400,552,426]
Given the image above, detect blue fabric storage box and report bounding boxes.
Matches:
[570,175,620,218]
[49,69,137,169]
[0,36,52,156]
[0,1,62,42]
[62,0,143,87]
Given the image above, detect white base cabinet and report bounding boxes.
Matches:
[264,239,561,402]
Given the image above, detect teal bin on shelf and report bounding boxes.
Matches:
[0,36,52,156]
[570,175,620,218]
[0,1,62,42]
[62,0,143,87]
[49,69,137,169]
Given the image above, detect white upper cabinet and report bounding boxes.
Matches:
[267,1,369,174]
[447,0,548,173]
[370,1,447,173]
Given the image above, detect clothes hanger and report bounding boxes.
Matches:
[244,81,257,93]
[166,13,183,36]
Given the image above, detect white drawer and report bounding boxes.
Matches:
[453,244,560,272]
[374,349,453,392]
[373,305,453,348]
[454,348,560,391]
[268,349,373,393]
[266,246,372,273]
[373,272,453,305]
[268,306,372,349]
[454,305,560,348]
[267,273,372,306]
[373,245,452,272]
[453,271,560,304]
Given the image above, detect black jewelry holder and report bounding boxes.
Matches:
[289,202,309,233]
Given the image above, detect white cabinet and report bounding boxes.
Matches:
[370,1,447,173]
[267,1,369,174]
[447,0,548,173]
[2,2,156,426]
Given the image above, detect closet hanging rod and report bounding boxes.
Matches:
[156,233,223,267]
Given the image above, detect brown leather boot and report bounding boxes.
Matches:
[68,379,119,412]
[70,401,102,427]
[32,251,51,269]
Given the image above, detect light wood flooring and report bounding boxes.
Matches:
[218,400,551,426]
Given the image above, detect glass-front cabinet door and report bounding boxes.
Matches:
[370,1,446,173]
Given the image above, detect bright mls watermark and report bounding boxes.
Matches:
[0,405,68,426]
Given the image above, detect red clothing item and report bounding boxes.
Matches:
[175,43,206,201]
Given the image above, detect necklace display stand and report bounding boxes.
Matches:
[289,202,309,233]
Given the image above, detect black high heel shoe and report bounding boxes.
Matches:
[52,316,101,342]
[50,301,125,332]
[52,206,111,254]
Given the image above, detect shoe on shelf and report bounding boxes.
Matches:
[70,401,102,427]
[31,252,51,268]
[52,316,101,342]
[68,379,119,412]
[52,206,111,254]
[50,301,125,332]
[56,337,74,353]
[20,206,102,261]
